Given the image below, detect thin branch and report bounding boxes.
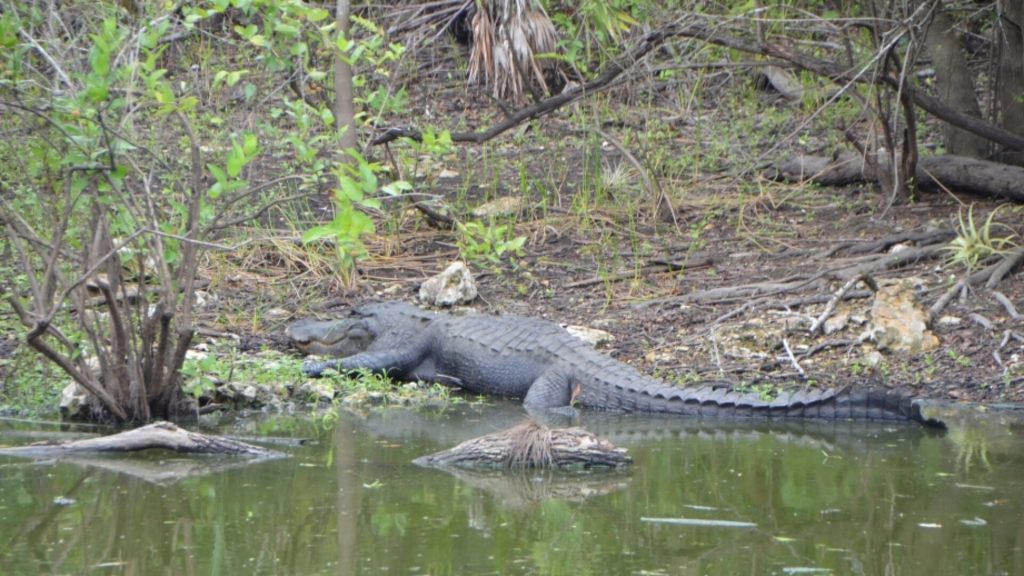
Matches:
[371,23,686,145]
[17,28,73,88]
[809,274,877,335]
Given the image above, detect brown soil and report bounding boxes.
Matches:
[197,42,1024,406]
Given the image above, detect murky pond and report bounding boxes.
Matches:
[1,401,1022,575]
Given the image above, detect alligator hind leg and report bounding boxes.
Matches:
[523,371,580,420]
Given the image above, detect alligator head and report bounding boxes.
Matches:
[286,317,374,357]
[286,301,437,357]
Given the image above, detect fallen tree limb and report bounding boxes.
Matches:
[0,421,283,459]
[644,242,943,310]
[413,421,631,469]
[771,153,1024,202]
[809,274,877,335]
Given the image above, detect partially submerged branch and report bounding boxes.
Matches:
[413,421,631,469]
[0,421,283,459]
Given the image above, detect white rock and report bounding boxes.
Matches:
[564,325,615,347]
[58,383,90,418]
[823,312,850,335]
[418,261,478,307]
[470,196,523,218]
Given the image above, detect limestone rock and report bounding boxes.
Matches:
[471,196,523,218]
[564,325,615,347]
[59,382,91,419]
[823,311,850,335]
[295,381,336,405]
[418,261,478,306]
[867,281,940,352]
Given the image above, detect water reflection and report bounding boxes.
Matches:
[0,403,1021,575]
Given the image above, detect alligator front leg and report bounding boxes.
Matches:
[303,344,430,379]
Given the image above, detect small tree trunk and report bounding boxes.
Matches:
[923,9,990,158]
[334,0,357,155]
[996,1,1024,165]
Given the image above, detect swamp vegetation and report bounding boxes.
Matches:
[1,1,1023,419]
[0,2,1023,573]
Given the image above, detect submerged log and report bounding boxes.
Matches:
[0,421,282,459]
[413,421,631,469]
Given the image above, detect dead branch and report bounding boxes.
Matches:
[772,153,1024,202]
[0,421,282,459]
[984,246,1024,288]
[781,337,805,376]
[991,291,1021,319]
[413,421,631,469]
[843,228,956,255]
[968,313,994,331]
[648,242,943,310]
[809,274,877,335]
[832,244,946,280]
[563,255,715,289]
[927,257,1011,320]
[370,24,686,146]
[758,339,860,371]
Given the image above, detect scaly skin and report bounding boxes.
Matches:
[287,301,942,426]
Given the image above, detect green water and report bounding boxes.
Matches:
[1,402,1022,575]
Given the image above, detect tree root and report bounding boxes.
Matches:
[928,249,1024,320]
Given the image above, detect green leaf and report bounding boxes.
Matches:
[358,160,378,194]
[302,224,339,244]
[360,197,382,210]
[226,143,244,177]
[380,181,412,196]
[274,22,299,37]
[234,24,258,39]
[307,8,330,22]
[338,178,363,202]
[207,163,227,184]
[242,133,259,156]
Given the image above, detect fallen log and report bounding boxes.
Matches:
[413,421,631,469]
[769,153,1024,202]
[0,421,282,459]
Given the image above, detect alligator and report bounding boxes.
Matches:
[287,301,943,427]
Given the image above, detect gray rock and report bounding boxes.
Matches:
[295,381,336,405]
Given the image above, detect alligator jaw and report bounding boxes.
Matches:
[286,318,373,357]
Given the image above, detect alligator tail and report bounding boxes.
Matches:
[630,384,943,427]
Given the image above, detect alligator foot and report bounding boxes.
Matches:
[302,360,336,378]
[525,405,581,428]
